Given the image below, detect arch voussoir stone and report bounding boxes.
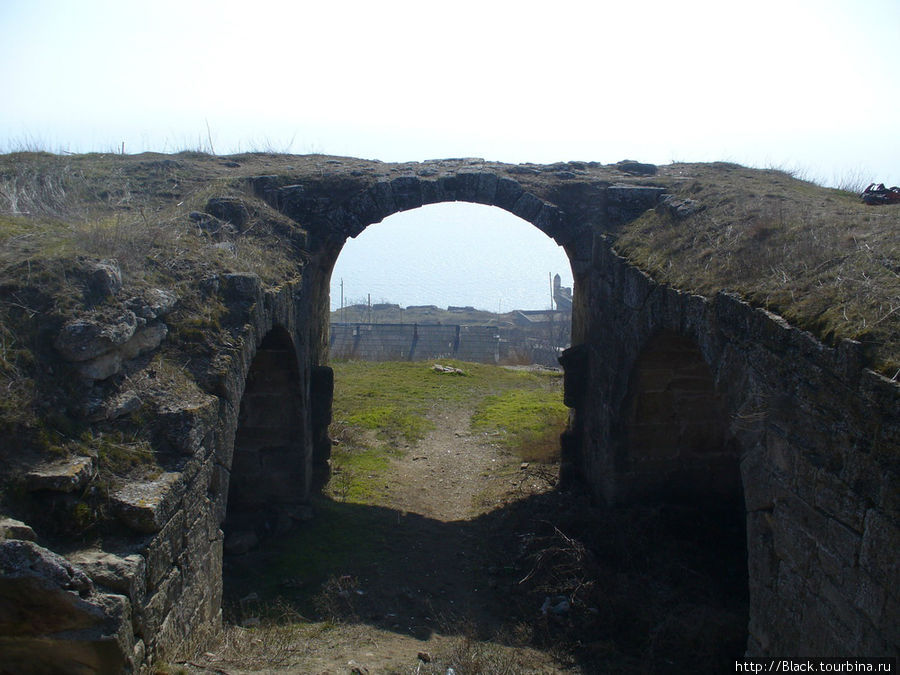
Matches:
[368,180,397,220]
[389,175,423,211]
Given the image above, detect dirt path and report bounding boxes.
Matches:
[390,406,500,521]
[190,402,572,675]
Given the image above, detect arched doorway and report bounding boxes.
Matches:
[618,331,742,506]
[327,202,575,366]
[223,326,308,554]
[615,330,750,659]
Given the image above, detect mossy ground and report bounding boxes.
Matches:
[326,360,564,503]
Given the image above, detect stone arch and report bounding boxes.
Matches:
[307,172,591,356]
[223,325,309,553]
[614,327,751,653]
[319,174,575,276]
[615,330,743,507]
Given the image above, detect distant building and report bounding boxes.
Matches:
[553,274,572,311]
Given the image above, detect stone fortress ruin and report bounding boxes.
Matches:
[0,156,896,671]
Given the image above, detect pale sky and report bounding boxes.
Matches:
[3,0,897,310]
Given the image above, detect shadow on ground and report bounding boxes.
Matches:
[222,483,748,674]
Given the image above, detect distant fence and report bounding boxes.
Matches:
[329,323,501,363]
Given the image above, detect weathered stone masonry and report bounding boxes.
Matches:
[1,158,897,671]
[576,240,899,656]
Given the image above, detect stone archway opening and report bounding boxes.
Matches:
[223,326,308,556]
[617,330,750,655]
[326,202,576,367]
[619,331,742,507]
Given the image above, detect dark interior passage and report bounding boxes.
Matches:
[619,331,742,507]
[616,331,750,657]
[224,327,307,552]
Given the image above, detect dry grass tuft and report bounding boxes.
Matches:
[617,164,900,375]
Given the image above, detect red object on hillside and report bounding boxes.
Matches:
[861,183,900,205]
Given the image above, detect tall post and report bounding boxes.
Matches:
[549,272,554,311]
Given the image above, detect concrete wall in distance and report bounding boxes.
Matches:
[329,323,499,363]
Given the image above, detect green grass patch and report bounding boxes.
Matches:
[343,405,432,446]
[325,443,396,503]
[327,361,566,500]
[226,496,395,611]
[471,389,568,462]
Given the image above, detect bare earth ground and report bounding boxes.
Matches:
[178,390,748,675]
[182,401,576,675]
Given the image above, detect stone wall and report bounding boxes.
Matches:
[0,275,317,671]
[127,278,316,667]
[568,237,899,655]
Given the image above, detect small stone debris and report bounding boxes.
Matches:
[540,595,571,616]
[0,517,36,541]
[239,592,259,606]
[520,462,530,470]
[657,194,704,219]
[432,364,466,376]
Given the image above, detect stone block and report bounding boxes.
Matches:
[55,311,137,362]
[765,427,795,476]
[180,510,220,579]
[822,518,862,567]
[180,472,214,535]
[773,501,816,574]
[345,190,380,231]
[221,272,261,304]
[369,180,396,217]
[746,585,779,654]
[0,540,132,673]
[143,509,186,592]
[741,448,774,512]
[136,566,183,644]
[816,541,844,585]
[492,176,523,211]
[0,517,36,541]
[25,456,96,493]
[77,351,123,380]
[533,204,565,242]
[511,192,543,222]
[776,559,809,607]
[880,594,900,649]
[848,569,887,625]
[113,472,184,534]
[67,550,146,607]
[815,469,867,532]
[119,322,168,360]
[419,178,446,206]
[206,197,250,229]
[474,171,499,204]
[860,509,900,588]
[157,394,219,456]
[818,578,866,650]
[746,510,777,583]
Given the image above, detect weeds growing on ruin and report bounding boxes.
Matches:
[616,163,899,376]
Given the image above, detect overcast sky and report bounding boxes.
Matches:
[3,0,897,310]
